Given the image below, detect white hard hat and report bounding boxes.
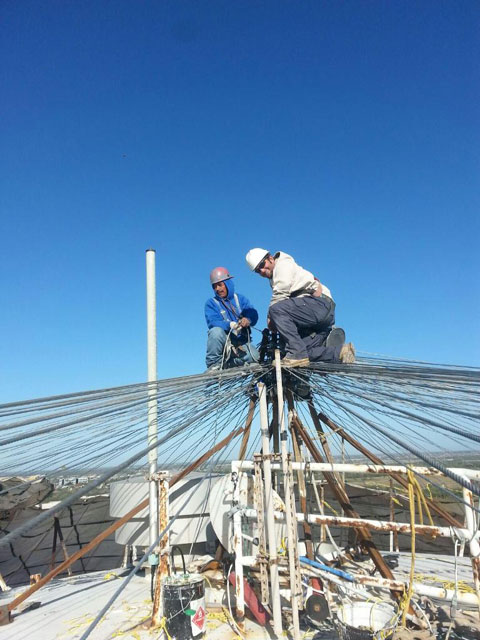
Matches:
[246,248,269,271]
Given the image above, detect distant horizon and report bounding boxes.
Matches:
[5,447,480,480]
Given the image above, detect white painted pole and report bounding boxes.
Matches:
[258,382,283,637]
[231,461,245,630]
[146,249,158,548]
[274,350,301,640]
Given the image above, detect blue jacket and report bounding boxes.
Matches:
[205,279,258,343]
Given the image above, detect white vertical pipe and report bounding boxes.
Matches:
[231,461,245,629]
[274,350,301,640]
[146,249,158,547]
[258,382,283,637]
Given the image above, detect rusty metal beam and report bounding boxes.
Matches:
[238,398,256,461]
[7,425,246,614]
[286,392,314,561]
[294,406,397,586]
[151,472,170,627]
[316,410,462,529]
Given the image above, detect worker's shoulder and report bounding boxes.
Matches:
[235,290,255,306]
[204,296,219,310]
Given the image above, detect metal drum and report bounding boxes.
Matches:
[162,574,206,639]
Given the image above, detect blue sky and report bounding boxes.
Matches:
[1,0,479,401]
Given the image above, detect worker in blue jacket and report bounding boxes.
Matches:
[205,267,260,370]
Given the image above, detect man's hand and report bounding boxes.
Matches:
[238,317,251,329]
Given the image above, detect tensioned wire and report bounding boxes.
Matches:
[0,365,269,415]
[1,383,260,482]
[0,373,250,443]
[79,386,255,639]
[78,475,207,640]
[0,370,262,468]
[328,374,479,421]
[0,401,251,483]
[0,376,262,549]
[286,365,479,501]
[0,356,477,544]
[0,368,262,548]
[324,392,480,498]
[0,356,475,418]
[295,388,480,521]
[304,365,478,445]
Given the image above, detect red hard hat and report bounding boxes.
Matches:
[210,267,233,285]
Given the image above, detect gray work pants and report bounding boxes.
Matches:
[268,295,342,362]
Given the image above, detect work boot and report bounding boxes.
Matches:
[339,343,356,364]
[206,364,222,372]
[281,357,310,368]
[325,326,346,348]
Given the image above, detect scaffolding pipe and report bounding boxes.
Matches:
[235,460,480,480]
[242,508,469,539]
[258,382,282,637]
[274,350,301,640]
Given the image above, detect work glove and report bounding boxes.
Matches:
[229,321,241,336]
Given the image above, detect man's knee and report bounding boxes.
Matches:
[208,326,226,342]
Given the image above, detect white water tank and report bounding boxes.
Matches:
[110,473,221,547]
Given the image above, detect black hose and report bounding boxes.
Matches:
[170,545,186,574]
[150,564,157,601]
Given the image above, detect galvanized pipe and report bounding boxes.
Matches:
[235,460,480,479]
[146,248,158,547]
[151,472,170,627]
[355,574,480,607]
[242,508,470,540]
[274,350,301,639]
[258,382,282,636]
[231,461,245,629]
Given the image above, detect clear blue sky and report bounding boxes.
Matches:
[1,0,479,401]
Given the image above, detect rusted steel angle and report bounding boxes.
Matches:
[7,425,245,614]
[238,398,256,461]
[288,407,314,561]
[294,408,396,586]
[151,473,170,627]
[286,392,322,601]
[317,411,462,529]
[253,454,269,605]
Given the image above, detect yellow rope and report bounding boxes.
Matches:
[413,573,476,594]
[425,482,433,501]
[410,474,434,530]
[401,470,416,627]
[323,500,340,516]
[390,495,403,507]
[207,609,243,639]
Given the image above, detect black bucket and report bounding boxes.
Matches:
[162,573,206,639]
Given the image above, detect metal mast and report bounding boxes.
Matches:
[146,248,158,547]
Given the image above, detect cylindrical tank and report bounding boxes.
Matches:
[162,574,206,639]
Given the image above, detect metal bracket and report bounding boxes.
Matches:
[151,471,170,482]
[227,505,244,519]
[0,605,11,625]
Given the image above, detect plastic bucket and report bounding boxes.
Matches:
[335,601,396,640]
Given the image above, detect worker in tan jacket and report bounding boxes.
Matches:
[246,248,355,367]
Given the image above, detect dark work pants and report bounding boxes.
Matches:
[268,295,342,362]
